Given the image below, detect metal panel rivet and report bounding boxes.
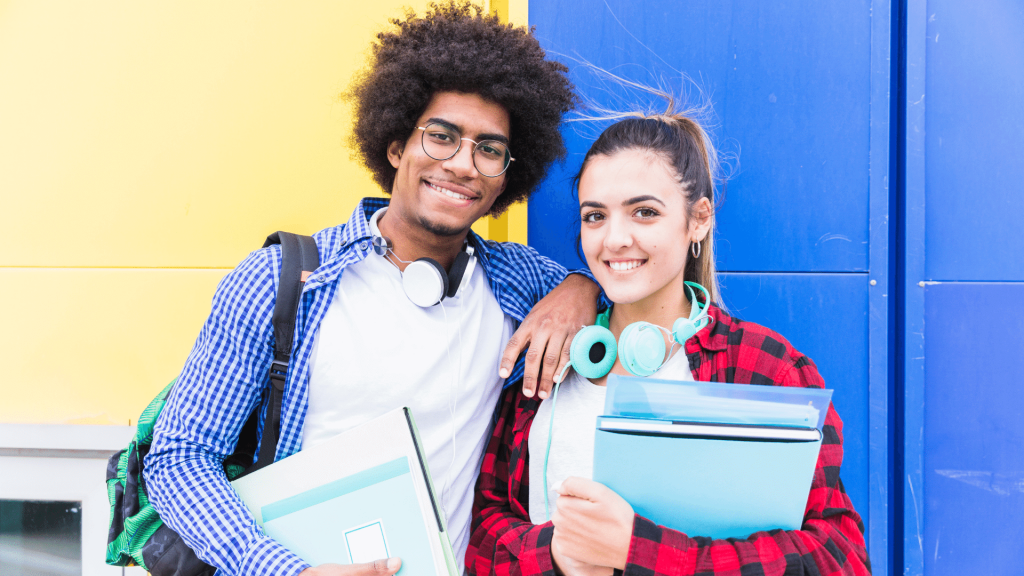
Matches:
[870,279,877,286]
[918,281,926,287]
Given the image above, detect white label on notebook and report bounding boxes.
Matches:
[345,520,390,564]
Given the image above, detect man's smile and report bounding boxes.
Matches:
[424,178,479,204]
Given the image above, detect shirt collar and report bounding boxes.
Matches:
[337,196,391,253]
[689,304,730,353]
[328,196,495,268]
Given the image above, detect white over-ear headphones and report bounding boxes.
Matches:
[368,207,477,307]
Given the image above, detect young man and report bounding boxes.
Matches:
[144,3,597,576]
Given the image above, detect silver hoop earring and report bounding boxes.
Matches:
[691,241,701,259]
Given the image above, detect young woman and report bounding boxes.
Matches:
[465,112,871,576]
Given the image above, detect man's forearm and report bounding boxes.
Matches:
[561,271,603,303]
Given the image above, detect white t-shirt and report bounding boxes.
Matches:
[302,249,514,569]
[528,347,694,524]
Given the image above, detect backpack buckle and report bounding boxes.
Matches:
[269,359,289,390]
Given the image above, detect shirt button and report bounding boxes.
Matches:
[359,241,369,251]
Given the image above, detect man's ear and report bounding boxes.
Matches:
[387,140,405,169]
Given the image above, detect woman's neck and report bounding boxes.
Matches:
[607,280,693,338]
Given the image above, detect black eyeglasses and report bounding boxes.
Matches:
[417,122,514,177]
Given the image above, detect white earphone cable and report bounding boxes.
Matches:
[453,298,465,460]
[438,300,459,518]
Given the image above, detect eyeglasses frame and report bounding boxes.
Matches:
[416,124,515,178]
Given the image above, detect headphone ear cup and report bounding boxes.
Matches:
[618,322,667,377]
[371,235,393,256]
[403,258,448,307]
[672,317,698,345]
[569,325,617,379]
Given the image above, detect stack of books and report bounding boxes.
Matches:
[593,375,833,540]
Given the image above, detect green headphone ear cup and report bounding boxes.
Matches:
[569,325,617,379]
[672,317,698,344]
[618,322,666,377]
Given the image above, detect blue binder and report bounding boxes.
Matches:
[592,376,832,540]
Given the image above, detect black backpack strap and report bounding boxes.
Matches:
[252,232,320,472]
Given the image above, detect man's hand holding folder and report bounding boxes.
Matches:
[300,558,402,576]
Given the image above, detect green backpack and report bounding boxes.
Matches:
[104,232,319,575]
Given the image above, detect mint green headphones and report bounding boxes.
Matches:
[557,281,712,381]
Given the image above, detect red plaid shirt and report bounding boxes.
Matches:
[467,304,871,576]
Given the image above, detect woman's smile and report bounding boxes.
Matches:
[605,258,648,272]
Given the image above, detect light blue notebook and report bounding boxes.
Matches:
[603,375,832,429]
[231,408,458,576]
[260,457,434,567]
[593,416,821,539]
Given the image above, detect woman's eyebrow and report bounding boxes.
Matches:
[580,200,606,209]
[622,195,666,207]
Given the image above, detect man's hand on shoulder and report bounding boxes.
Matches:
[300,558,401,576]
[499,274,600,399]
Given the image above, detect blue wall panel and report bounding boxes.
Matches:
[719,273,870,520]
[529,0,872,273]
[924,1,1024,282]
[526,126,592,271]
[922,284,1024,574]
[902,2,1024,574]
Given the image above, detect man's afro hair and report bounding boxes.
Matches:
[347,1,577,216]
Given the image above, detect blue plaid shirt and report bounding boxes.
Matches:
[145,197,576,575]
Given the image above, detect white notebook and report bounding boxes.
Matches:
[231,407,458,576]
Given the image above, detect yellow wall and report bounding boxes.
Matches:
[0,0,528,425]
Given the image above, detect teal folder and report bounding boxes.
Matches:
[592,376,832,540]
[231,408,459,576]
[260,457,435,568]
